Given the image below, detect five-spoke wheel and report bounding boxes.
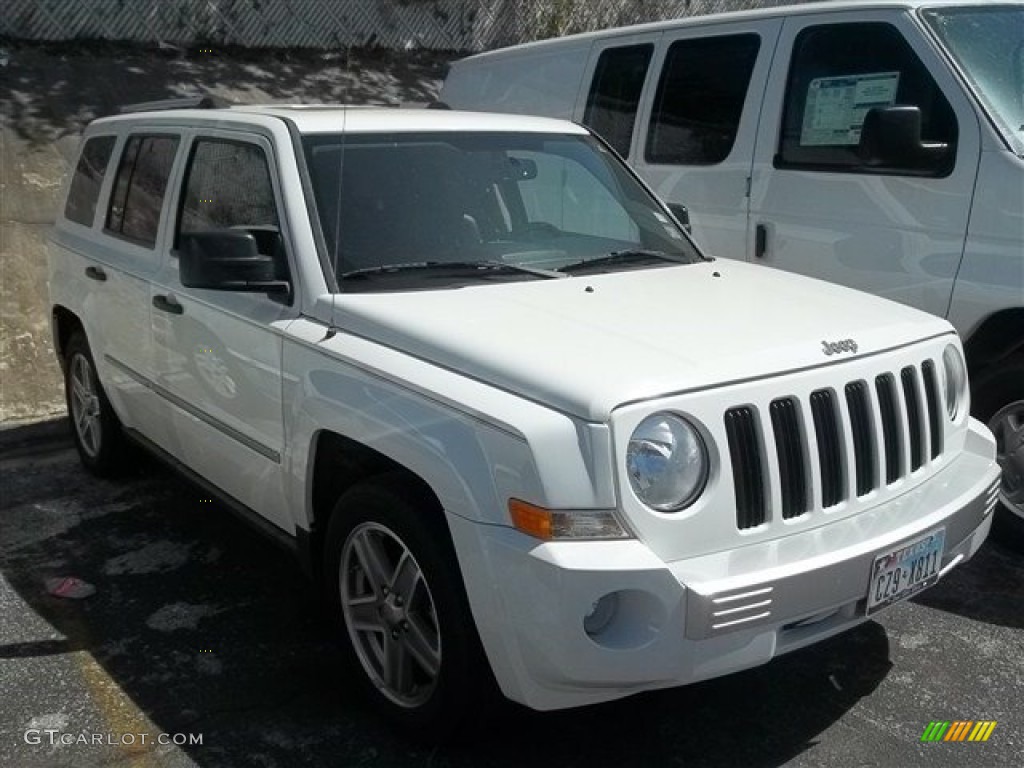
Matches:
[324,475,492,736]
[63,331,125,475]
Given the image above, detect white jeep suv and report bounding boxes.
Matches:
[48,101,1000,732]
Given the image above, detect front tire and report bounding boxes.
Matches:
[63,331,125,476]
[972,353,1024,549]
[323,475,492,738]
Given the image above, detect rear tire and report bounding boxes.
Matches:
[972,353,1024,550]
[323,474,493,739]
[64,331,125,476]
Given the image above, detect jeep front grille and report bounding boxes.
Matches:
[726,361,945,530]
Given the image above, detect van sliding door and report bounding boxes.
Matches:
[631,20,782,261]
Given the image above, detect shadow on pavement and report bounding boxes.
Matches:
[911,533,1024,630]
[1,449,896,768]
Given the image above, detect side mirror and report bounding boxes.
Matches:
[179,230,290,295]
[858,106,951,171]
[667,203,693,234]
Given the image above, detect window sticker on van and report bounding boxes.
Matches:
[800,71,900,147]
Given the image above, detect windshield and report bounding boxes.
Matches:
[922,5,1024,155]
[302,131,702,291]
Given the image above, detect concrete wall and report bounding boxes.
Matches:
[0,42,450,422]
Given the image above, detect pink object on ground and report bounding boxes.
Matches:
[44,576,96,599]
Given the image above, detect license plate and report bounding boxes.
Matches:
[866,528,946,616]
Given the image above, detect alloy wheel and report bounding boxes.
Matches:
[340,522,442,708]
[69,353,103,458]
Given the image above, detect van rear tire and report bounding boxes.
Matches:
[972,353,1024,550]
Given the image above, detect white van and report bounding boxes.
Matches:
[441,0,1024,540]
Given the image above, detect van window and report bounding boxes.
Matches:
[646,34,760,165]
[106,135,180,247]
[583,44,654,158]
[65,136,116,227]
[778,23,957,175]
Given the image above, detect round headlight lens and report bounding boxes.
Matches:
[942,344,967,420]
[626,413,708,512]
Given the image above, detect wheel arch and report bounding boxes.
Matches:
[305,429,452,584]
[963,308,1024,377]
[52,305,84,371]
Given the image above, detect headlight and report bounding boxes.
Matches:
[626,413,708,512]
[942,344,967,420]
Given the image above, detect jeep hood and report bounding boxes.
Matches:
[330,261,952,422]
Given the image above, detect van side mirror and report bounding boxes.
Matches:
[667,203,693,234]
[858,106,951,172]
[179,230,290,295]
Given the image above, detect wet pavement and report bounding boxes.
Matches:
[1,419,1021,767]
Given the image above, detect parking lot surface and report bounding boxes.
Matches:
[1,420,1021,768]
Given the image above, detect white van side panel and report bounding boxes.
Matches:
[632,19,784,261]
[946,148,1024,341]
[443,43,593,119]
[748,9,982,321]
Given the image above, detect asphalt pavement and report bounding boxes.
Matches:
[1,418,1021,768]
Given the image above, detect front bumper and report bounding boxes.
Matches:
[449,419,1000,711]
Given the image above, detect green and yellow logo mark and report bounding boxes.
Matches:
[921,720,997,742]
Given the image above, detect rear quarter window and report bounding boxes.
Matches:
[64,136,116,227]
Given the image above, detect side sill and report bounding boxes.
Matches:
[122,426,315,580]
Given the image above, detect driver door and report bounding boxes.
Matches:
[150,131,296,532]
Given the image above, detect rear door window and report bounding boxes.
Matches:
[64,136,116,227]
[105,135,180,247]
[646,34,761,165]
[777,22,957,175]
[583,44,654,158]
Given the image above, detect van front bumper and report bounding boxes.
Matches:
[449,420,1000,711]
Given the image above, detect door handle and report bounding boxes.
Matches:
[152,294,184,315]
[85,266,107,282]
[755,223,768,259]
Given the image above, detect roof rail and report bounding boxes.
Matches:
[119,95,233,114]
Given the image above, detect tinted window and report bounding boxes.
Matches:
[646,34,760,165]
[583,44,653,157]
[65,136,116,226]
[177,140,279,248]
[106,135,179,247]
[778,23,957,175]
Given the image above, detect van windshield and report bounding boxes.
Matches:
[922,5,1024,156]
[302,131,702,291]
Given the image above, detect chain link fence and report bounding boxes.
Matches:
[2,0,816,52]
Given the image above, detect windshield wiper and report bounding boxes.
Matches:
[557,249,697,275]
[341,260,566,280]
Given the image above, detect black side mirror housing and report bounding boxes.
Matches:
[667,203,693,234]
[179,230,290,295]
[858,106,952,172]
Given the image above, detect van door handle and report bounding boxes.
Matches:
[85,266,107,282]
[755,223,768,259]
[152,294,184,315]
